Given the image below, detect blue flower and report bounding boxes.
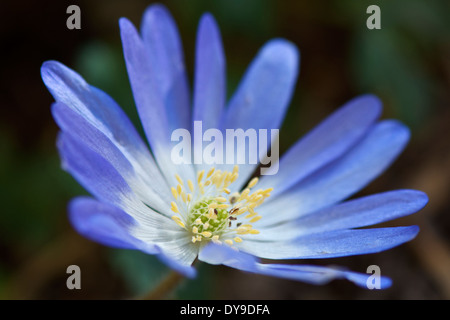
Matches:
[41,4,428,289]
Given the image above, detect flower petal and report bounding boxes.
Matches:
[238,226,419,259]
[57,132,178,233]
[192,13,226,131]
[70,197,197,277]
[69,196,157,252]
[258,119,410,226]
[258,94,382,196]
[58,132,136,209]
[255,264,392,289]
[140,3,191,131]
[199,243,391,288]
[199,242,258,271]
[219,39,299,191]
[40,61,169,193]
[249,189,428,242]
[52,101,172,216]
[120,17,196,186]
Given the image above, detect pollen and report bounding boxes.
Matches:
[168,166,272,247]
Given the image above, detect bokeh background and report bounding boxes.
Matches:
[1,0,450,299]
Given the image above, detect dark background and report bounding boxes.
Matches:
[1,0,450,299]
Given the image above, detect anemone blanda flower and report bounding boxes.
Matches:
[41,4,428,289]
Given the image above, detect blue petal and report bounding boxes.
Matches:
[120,17,195,186]
[256,264,392,289]
[156,248,197,279]
[199,242,258,271]
[252,189,428,241]
[57,132,136,209]
[293,190,427,235]
[258,95,382,196]
[52,102,172,215]
[70,197,197,278]
[258,119,410,226]
[239,226,419,259]
[57,132,178,230]
[69,197,158,252]
[41,62,172,204]
[192,13,226,131]
[199,244,392,288]
[140,3,191,131]
[219,39,299,190]
[41,61,158,168]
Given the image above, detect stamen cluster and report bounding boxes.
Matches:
[170,165,273,247]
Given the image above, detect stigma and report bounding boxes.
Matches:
[169,165,272,247]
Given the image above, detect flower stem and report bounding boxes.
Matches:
[139,270,185,300]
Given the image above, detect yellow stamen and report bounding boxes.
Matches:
[236,207,248,215]
[208,203,218,209]
[207,167,215,178]
[239,188,250,201]
[187,180,194,192]
[170,202,179,213]
[212,235,221,244]
[171,216,185,229]
[202,231,212,238]
[175,174,183,186]
[169,166,271,246]
[197,170,204,184]
[171,187,178,199]
[250,216,262,223]
[247,177,259,189]
[181,191,187,203]
[245,211,258,219]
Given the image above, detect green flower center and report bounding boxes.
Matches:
[169,166,273,247]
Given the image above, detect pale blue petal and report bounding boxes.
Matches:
[199,242,258,271]
[52,102,172,216]
[70,197,196,277]
[69,197,158,252]
[57,132,177,232]
[120,17,195,186]
[219,39,299,191]
[192,13,226,130]
[258,120,410,227]
[258,95,382,196]
[239,226,419,259]
[199,244,391,288]
[140,3,190,131]
[157,250,197,278]
[256,264,392,289]
[57,132,135,209]
[251,189,428,242]
[40,61,168,195]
